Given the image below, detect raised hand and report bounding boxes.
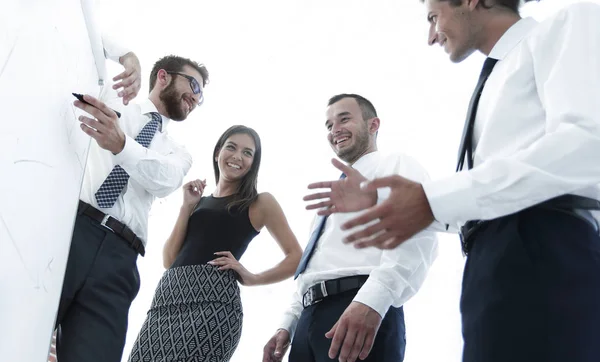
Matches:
[182,179,206,209]
[113,52,141,105]
[304,158,377,217]
[208,251,259,286]
[75,94,125,154]
[341,175,434,250]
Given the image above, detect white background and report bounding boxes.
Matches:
[92,0,595,361]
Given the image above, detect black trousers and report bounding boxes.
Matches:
[55,212,140,362]
[289,289,406,362]
[461,208,600,362]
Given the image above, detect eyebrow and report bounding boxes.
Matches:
[226,141,254,152]
[325,111,352,127]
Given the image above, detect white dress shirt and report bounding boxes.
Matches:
[279,151,439,337]
[81,0,130,87]
[79,99,193,245]
[423,2,600,228]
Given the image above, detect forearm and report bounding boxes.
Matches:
[102,33,131,63]
[114,136,192,198]
[353,230,438,317]
[162,205,194,268]
[252,251,301,286]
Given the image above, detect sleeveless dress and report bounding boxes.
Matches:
[128,195,259,362]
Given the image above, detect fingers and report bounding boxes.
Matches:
[303,191,331,202]
[349,330,367,361]
[331,158,354,175]
[214,251,234,258]
[354,230,395,249]
[343,218,390,244]
[327,320,347,359]
[341,203,389,232]
[358,332,376,360]
[78,115,101,132]
[275,332,290,358]
[360,175,404,192]
[80,123,97,138]
[112,69,132,82]
[337,328,358,362]
[307,181,333,190]
[75,94,115,120]
[305,200,333,211]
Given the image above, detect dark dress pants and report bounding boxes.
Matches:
[54,212,140,362]
[461,208,600,362]
[289,289,406,362]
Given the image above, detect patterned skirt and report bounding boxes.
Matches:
[128,264,243,362]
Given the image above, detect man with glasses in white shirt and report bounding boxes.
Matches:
[262,94,438,362]
[313,1,600,362]
[55,55,209,362]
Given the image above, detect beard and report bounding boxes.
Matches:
[159,82,187,121]
[335,125,370,164]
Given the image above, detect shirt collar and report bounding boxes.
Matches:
[139,98,171,133]
[489,17,538,60]
[350,150,380,174]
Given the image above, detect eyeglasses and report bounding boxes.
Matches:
[166,71,204,106]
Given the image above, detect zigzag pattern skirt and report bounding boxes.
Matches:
[128,264,243,362]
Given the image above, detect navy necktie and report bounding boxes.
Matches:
[95,112,162,209]
[456,57,498,172]
[294,173,346,279]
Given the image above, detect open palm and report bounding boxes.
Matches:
[304,158,377,216]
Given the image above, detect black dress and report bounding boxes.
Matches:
[128,195,259,362]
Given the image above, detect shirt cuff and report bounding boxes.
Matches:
[102,35,131,63]
[422,171,477,227]
[353,279,394,319]
[278,312,299,340]
[113,135,144,166]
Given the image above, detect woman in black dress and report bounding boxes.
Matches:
[128,125,302,361]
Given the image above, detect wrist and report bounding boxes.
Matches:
[180,203,196,214]
[118,51,134,65]
[250,273,264,285]
[111,133,126,155]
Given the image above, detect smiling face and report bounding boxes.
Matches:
[425,0,481,63]
[158,65,204,121]
[215,133,256,183]
[325,97,378,164]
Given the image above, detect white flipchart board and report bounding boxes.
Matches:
[0,0,101,360]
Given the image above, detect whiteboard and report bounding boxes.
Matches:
[0,0,100,360]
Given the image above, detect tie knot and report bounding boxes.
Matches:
[149,111,162,123]
[481,57,498,77]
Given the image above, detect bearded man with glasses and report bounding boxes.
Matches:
[55,55,209,362]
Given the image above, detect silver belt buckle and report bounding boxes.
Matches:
[302,288,314,308]
[100,214,114,232]
[320,281,328,297]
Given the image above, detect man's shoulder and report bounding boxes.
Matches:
[377,151,430,182]
[530,2,600,40]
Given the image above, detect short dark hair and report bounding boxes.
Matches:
[327,93,378,121]
[149,55,209,92]
[421,0,539,13]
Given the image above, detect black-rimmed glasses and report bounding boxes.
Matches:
[166,71,204,106]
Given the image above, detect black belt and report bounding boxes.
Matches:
[77,200,145,256]
[302,275,369,308]
[460,194,600,254]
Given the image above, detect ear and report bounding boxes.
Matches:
[214,147,220,162]
[157,69,171,87]
[466,0,480,11]
[368,117,380,135]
